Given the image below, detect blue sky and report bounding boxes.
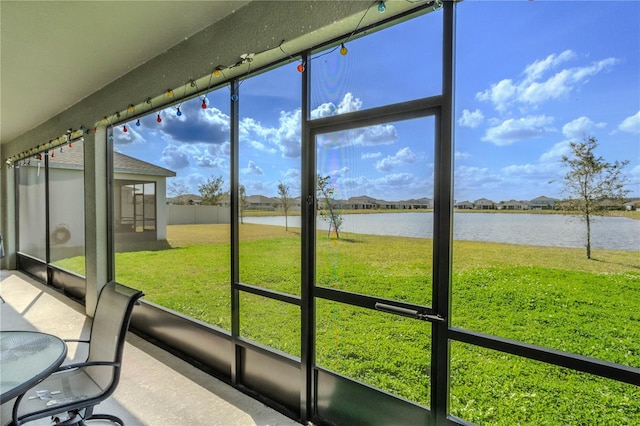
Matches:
[113,1,640,203]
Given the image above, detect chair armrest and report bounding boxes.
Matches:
[56,361,121,372]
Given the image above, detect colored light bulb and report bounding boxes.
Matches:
[231,94,238,101]
[201,100,207,109]
[123,125,128,133]
[213,69,221,77]
[176,107,182,116]
[166,89,173,98]
[102,117,108,124]
[68,142,72,148]
[378,1,386,13]
[340,43,348,56]
[136,119,141,127]
[297,63,305,72]
[128,104,135,113]
[156,114,162,123]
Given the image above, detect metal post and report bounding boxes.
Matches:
[431,1,456,423]
[300,50,316,422]
[230,80,241,384]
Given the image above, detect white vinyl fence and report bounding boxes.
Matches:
[167,205,230,225]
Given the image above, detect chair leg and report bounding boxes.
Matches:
[86,414,124,426]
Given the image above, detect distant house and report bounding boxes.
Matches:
[399,197,433,209]
[167,194,202,205]
[246,195,278,211]
[48,147,175,246]
[598,198,624,210]
[498,200,529,210]
[348,195,379,210]
[473,198,495,210]
[454,201,474,209]
[530,196,556,210]
[625,199,640,211]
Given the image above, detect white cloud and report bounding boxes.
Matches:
[618,111,640,134]
[242,160,263,175]
[161,144,190,169]
[114,125,146,145]
[523,50,576,82]
[476,51,618,112]
[362,152,382,160]
[562,116,606,139]
[249,140,277,154]
[458,109,484,128]
[539,140,571,163]
[482,115,555,146]
[455,151,470,161]
[476,79,517,112]
[337,92,363,114]
[375,147,419,172]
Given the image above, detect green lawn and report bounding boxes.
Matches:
[54,223,640,425]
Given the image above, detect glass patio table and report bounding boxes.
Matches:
[0,330,67,404]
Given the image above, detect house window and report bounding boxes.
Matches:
[116,181,156,234]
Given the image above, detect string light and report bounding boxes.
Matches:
[1,0,377,161]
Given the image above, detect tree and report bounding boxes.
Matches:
[558,136,629,259]
[167,180,190,204]
[239,184,246,224]
[198,176,226,206]
[277,181,294,231]
[317,174,343,239]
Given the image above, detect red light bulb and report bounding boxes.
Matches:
[156,114,162,123]
[201,100,207,109]
[123,125,128,133]
[297,63,305,72]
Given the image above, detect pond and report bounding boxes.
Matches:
[245,212,640,251]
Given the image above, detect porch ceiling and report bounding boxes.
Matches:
[0,1,251,145]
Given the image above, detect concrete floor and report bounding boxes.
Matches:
[0,270,301,426]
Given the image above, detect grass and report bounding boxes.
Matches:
[53,223,640,425]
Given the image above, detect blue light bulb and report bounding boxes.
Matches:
[176,107,182,116]
[378,1,386,13]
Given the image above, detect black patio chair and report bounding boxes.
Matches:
[11,282,143,426]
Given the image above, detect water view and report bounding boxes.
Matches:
[245,212,640,251]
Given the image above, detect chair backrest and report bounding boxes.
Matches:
[85,282,143,391]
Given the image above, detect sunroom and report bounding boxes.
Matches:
[1,1,638,425]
